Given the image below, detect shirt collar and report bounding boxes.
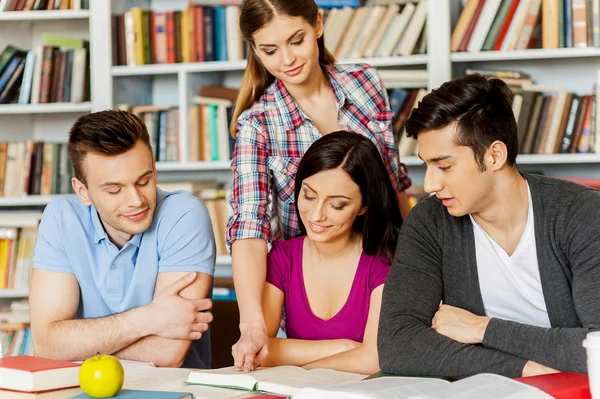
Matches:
[271,64,348,131]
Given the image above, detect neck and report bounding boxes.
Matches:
[471,169,529,233]
[283,65,329,102]
[100,217,132,250]
[306,231,362,262]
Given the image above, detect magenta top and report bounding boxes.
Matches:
[266,236,390,343]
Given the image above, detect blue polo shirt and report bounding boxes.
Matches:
[33,189,215,367]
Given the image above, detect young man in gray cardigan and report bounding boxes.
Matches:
[378,74,600,379]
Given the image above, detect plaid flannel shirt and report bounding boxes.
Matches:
[226,63,412,247]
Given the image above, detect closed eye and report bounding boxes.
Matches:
[291,38,304,46]
[439,166,451,171]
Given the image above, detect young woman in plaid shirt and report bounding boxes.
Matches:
[228,0,413,371]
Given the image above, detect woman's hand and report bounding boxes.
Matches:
[232,320,270,372]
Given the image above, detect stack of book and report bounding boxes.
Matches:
[321,1,428,59]
[0,141,75,198]
[467,69,599,154]
[388,87,429,157]
[0,0,89,11]
[0,226,37,290]
[0,34,90,105]
[112,1,246,66]
[452,0,600,52]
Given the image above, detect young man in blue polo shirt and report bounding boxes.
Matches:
[29,110,215,368]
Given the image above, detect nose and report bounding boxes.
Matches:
[310,201,327,222]
[126,186,144,208]
[281,47,296,66]
[423,167,443,194]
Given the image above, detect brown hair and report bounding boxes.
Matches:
[405,74,518,171]
[230,0,336,137]
[68,110,152,185]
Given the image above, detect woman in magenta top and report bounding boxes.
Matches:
[261,131,402,375]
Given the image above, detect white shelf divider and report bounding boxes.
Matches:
[0,10,90,21]
[0,289,29,299]
[0,195,57,207]
[451,48,600,62]
[0,102,92,115]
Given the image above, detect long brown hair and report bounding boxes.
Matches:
[230,0,336,137]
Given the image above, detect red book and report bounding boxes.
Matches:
[0,356,80,393]
[515,372,591,399]
[165,11,176,64]
[458,0,487,52]
[493,0,520,50]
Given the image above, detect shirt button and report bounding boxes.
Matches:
[111,264,117,270]
[379,122,385,129]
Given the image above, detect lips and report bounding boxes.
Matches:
[122,209,149,221]
[284,64,304,76]
[308,221,329,233]
[440,198,454,207]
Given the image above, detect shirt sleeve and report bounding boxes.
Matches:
[266,241,290,293]
[225,120,273,249]
[32,200,73,274]
[157,194,215,276]
[369,257,390,291]
[368,66,412,192]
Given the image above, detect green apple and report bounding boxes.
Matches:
[79,354,124,398]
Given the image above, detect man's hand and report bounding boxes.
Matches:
[147,272,213,340]
[432,304,490,344]
[232,320,269,372]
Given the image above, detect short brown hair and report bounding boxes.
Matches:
[68,110,152,185]
[405,74,518,171]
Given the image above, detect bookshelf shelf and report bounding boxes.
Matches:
[402,154,600,167]
[0,10,90,21]
[0,102,92,115]
[0,195,58,207]
[451,48,600,63]
[110,55,429,77]
[0,289,29,299]
[216,255,231,266]
[156,161,231,172]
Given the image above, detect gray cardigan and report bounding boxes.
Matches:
[378,173,600,378]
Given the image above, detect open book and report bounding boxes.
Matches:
[186,366,366,397]
[292,374,555,399]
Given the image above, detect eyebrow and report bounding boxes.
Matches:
[303,183,351,200]
[418,154,454,163]
[258,29,304,48]
[100,170,153,188]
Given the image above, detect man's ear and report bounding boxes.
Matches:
[72,177,92,206]
[487,140,509,171]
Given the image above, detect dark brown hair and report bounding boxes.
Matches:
[230,0,336,136]
[294,131,402,261]
[68,110,151,185]
[405,74,518,171]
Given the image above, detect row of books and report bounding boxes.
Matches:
[0,301,33,359]
[0,142,74,198]
[0,36,89,105]
[112,5,246,67]
[119,105,181,164]
[159,180,232,255]
[452,0,600,53]
[0,226,36,291]
[321,1,428,59]
[0,0,88,11]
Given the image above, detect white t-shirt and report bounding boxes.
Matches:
[470,183,551,328]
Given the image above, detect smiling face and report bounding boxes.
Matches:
[72,140,157,247]
[418,123,495,217]
[251,13,323,87]
[297,167,366,244]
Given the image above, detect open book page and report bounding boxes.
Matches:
[293,376,449,399]
[186,366,304,390]
[121,362,242,399]
[411,374,554,399]
[258,368,367,397]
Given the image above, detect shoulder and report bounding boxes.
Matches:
[155,189,210,228]
[329,63,387,114]
[236,81,281,137]
[43,195,90,227]
[269,237,303,265]
[527,173,600,211]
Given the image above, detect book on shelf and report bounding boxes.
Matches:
[387,87,428,156]
[0,226,38,291]
[0,356,79,393]
[112,4,246,66]
[452,0,600,52]
[0,0,89,11]
[323,1,427,59]
[0,141,75,198]
[185,366,365,397]
[0,36,89,105]
[293,373,554,399]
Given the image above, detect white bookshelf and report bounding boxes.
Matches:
[0,289,29,299]
[451,47,600,62]
[0,10,90,21]
[0,102,92,115]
